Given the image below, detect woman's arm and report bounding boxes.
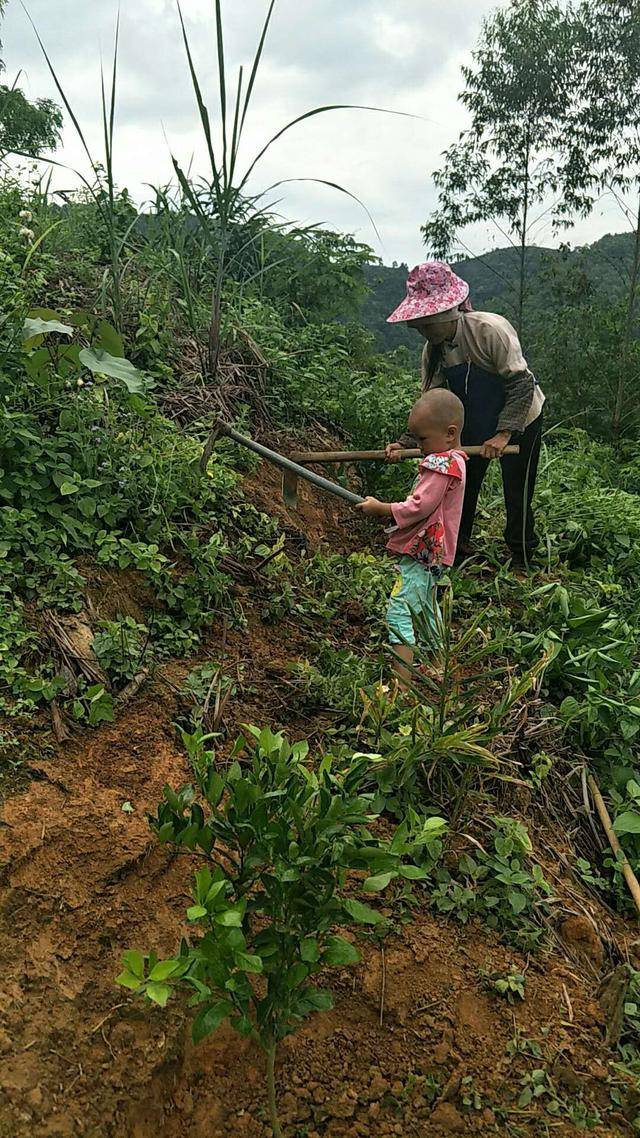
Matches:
[486,322,535,435]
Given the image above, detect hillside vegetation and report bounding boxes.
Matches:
[1,0,640,1134]
[0,166,640,1137]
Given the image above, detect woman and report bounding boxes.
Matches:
[385,261,544,566]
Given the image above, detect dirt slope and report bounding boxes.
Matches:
[0,468,634,1138]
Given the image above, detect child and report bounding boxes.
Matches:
[357,389,466,685]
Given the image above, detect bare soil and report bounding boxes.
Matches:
[0,467,634,1137]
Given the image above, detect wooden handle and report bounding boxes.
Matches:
[290,445,520,463]
[588,774,640,918]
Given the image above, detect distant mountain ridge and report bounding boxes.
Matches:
[360,231,634,352]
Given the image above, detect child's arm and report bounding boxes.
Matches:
[357,497,394,517]
[357,469,449,520]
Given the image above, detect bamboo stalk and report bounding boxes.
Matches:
[587,773,640,918]
[290,445,520,463]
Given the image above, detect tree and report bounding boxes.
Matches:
[562,0,640,440]
[422,0,580,340]
[116,726,426,1136]
[0,85,62,157]
[0,2,62,157]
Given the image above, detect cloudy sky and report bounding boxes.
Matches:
[2,0,629,266]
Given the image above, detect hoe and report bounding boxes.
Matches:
[214,419,519,509]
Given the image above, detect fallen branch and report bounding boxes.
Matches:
[42,611,109,687]
[116,670,149,707]
[50,700,71,743]
[587,772,640,918]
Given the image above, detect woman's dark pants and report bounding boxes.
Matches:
[459,414,543,561]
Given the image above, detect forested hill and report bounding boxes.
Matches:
[361,230,634,351]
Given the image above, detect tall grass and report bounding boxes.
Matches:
[171,0,404,468]
[23,8,138,331]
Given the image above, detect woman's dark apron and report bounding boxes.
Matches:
[441,361,504,444]
[440,360,541,557]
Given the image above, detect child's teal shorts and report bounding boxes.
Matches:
[387,555,442,647]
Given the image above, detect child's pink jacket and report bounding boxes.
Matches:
[385,450,467,568]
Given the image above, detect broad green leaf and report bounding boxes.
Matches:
[398,865,429,880]
[116,969,142,991]
[508,891,528,915]
[303,987,333,1011]
[235,952,263,974]
[363,872,395,892]
[195,867,212,901]
[192,1000,232,1043]
[95,319,124,357]
[78,497,97,518]
[205,880,227,904]
[148,959,181,982]
[79,347,152,394]
[300,937,320,963]
[187,905,208,920]
[286,962,309,988]
[146,981,171,1007]
[59,481,79,496]
[23,316,73,342]
[232,1013,254,1037]
[121,949,145,979]
[343,898,383,925]
[613,811,640,835]
[214,909,243,927]
[322,936,361,966]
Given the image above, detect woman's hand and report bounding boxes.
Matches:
[357,496,389,517]
[385,442,403,463]
[480,430,511,460]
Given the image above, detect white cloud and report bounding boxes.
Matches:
[1,0,630,266]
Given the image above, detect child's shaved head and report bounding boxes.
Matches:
[409,389,464,434]
[406,388,464,457]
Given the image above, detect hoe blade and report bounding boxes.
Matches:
[282,468,299,509]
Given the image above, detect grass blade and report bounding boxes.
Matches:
[239,103,420,193]
[21,1,96,173]
[21,219,62,272]
[238,0,276,144]
[229,65,244,185]
[263,176,383,242]
[176,1,223,209]
[170,154,211,233]
[108,12,120,166]
[214,0,228,183]
[9,149,108,221]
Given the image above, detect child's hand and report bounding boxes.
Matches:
[357,496,386,516]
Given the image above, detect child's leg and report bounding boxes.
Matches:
[387,560,443,687]
[386,558,418,689]
[390,643,414,687]
[416,566,443,650]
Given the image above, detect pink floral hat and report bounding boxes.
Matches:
[387,261,471,324]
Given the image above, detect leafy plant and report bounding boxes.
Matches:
[354,592,550,817]
[72,682,115,727]
[483,968,527,1003]
[517,1068,601,1129]
[92,617,149,687]
[117,725,417,1136]
[431,817,553,951]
